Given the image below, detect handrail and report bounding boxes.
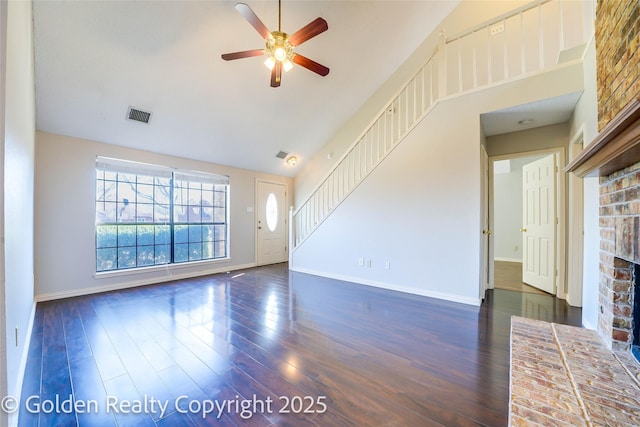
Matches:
[292,46,440,218]
[291,47,441,247]
[290,0,592,250]
[445,0,551,43]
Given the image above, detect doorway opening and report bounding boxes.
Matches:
[489,148,566,297]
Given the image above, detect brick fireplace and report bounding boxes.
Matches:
[599,156,640,352]
[568,99,640,353]
[566,0,640,353]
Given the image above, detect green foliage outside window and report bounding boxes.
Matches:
[95,159,228,272]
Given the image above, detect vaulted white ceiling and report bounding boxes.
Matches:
[33,1,459,177]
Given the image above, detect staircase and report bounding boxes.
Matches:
[290,0,593,253]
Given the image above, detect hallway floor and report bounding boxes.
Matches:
[494,260,549,295]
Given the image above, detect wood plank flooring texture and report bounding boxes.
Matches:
[19,263,581,426]
[493,261,547,295]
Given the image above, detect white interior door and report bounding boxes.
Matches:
[522,154,556,294]
[257,181,287,266]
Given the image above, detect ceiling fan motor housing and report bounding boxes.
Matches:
[266,32,292,62]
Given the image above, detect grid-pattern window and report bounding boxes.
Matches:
[95,157,229,272]
[173,172,228,263]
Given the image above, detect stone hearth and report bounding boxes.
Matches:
[509,316,640,426]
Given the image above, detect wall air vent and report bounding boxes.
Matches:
[127,107,152,124]
[276,150,289,159]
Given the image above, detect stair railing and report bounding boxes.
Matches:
[289,0,593,254]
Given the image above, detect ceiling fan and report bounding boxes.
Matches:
[221,0,330,88]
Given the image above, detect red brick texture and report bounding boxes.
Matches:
[596,0,640,352]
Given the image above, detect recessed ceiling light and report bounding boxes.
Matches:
[517,118,534,125]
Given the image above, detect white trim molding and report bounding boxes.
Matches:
[290,267,482,307]
[36,262,256,302]
[10,301,36,427]
[494,257,523,263]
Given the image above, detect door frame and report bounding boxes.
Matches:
[0,2,8,426]
[255,179,289,266]
[567,127,585,306]
[488,147,567,299]
[480,145,492,299]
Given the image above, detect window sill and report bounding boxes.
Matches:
[94,257,232,280]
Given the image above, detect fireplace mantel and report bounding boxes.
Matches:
[566,98,640,177]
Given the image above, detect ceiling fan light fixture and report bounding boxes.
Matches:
[274,45,287,61]
[221,1,329,87]
[264,56,276,70]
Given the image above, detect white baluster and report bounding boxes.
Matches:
[538,4,544,70]
[503,19,508,79]
[520,11,525,75]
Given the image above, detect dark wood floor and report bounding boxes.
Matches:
[19,263,581,426]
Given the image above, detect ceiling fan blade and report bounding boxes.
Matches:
[235,3,272,40]
[292,54,330,77]
[288,17,328,46]
[271,62,282,87]
[221,49,265,61]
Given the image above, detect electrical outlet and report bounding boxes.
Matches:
[366,259,372,268]
[385,261,390,270]
[358,257,364,267]
[490,22,504,36]
[514,245,519,252]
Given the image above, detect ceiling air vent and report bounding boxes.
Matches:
[127,107,152,124]
[275,150,289,159]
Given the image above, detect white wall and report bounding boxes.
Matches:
[292,63,585,305]
[35,131,292,300]
[569,37,598,328]
[293,96,482,305]
[493,161,523,262]
[3,1,36,425]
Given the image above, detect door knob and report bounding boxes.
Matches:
[482,229,492,235]
[520,228,527,232]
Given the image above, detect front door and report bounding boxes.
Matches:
[257,181,287,266]
[522,154,556,294]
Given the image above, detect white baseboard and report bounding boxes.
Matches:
[35,262,256,302]
[582,319,596,331]
[565,293,582,308]
[10,300,36,427]
[494,257,523,263]
[289,267,481,306]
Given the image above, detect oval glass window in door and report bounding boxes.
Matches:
[265,193,278,232]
